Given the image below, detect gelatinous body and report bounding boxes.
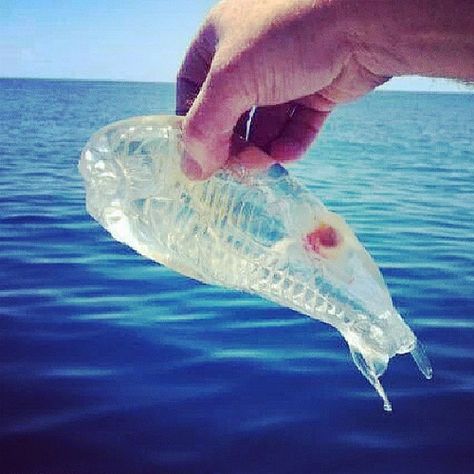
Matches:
[79,115,432,411]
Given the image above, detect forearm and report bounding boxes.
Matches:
[342,0,474,80]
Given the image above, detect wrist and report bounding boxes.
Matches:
[345,0,474,80]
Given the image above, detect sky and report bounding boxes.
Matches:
[1,0,471,92]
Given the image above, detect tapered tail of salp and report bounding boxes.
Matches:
[349,337,432,412]
[349,345,392,412]
[410,339,433,379]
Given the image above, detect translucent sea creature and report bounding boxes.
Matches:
[79,115,432,411]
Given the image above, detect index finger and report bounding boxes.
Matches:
[176,24,217,116]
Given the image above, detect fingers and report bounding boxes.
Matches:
[239,94,334,165]
[181,56,254,180]
[269,101,331,162]
[176,24,216,116]
[230,147,276,170]
[248,103,296,152]
[177,16,257,180]
[249,60,389,163]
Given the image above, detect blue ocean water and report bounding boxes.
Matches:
[1,78,473,474]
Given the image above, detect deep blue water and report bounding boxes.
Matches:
[1,78,473,473]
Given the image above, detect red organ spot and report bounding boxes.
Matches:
[305,224,340,254]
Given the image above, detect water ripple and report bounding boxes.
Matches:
[1,80,473,473]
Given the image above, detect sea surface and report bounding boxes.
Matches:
[1,78,473,474]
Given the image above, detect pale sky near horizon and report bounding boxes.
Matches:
[1,0,471,93]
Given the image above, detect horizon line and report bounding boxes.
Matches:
[1,75,473,94]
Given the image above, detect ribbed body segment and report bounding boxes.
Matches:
[79,115,432,411]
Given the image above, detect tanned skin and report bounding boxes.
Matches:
[177,0,474,179]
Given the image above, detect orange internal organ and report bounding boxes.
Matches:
[305,224,341,255]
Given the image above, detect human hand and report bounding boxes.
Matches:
[176,0,389,179]
[177,0,474,180]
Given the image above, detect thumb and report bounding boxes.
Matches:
[181,64,253,180]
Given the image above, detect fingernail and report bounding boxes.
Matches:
[181,152,203,180]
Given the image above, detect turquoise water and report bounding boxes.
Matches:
[1,78,473,473]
